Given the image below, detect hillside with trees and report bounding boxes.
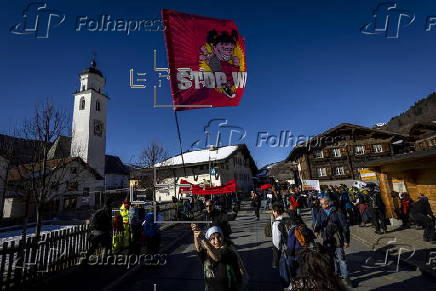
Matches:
[380,92,436,134]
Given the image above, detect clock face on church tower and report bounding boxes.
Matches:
[93,120,104,137]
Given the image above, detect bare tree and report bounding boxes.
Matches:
[139,141,169,168]
[134,142,169,199]
[8,100,85,241]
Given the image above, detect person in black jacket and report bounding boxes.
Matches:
[410,195,436,242]
[314,197,352,288]
[198,199,232,240]
[366,184,387,234]
[251,191,261,220]
[83,198,113,264]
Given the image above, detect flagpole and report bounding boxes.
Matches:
[174,110,187,178]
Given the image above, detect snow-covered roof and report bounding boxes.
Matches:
[156,145,239,167]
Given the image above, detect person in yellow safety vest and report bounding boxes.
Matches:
[119,200,131,248]
[112,212,125,252]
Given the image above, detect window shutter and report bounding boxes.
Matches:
[326,167,332,176]
[364,144,372,154]
[323,149,330,158]
[381,143,390,152]
[340,147,347,156]
[344,166,351,175]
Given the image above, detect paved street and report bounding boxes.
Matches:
[105,203,436,291]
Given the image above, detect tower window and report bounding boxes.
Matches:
[79,97,85,110]
[96,100,101,111]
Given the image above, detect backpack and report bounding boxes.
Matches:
[278,217,314,257]
[143,213,159,237]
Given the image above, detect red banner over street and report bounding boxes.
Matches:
[162,10,247,111]
[260,184,273,190]
[179,179,237,195]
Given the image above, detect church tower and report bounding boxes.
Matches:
[71,60,108,176]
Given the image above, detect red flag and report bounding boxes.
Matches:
[260,184,273,190]
[179,179,237,195]
[162,10,247,111]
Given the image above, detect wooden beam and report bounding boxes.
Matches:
[377,172,396,218]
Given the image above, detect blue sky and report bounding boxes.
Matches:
[1,0,436,168]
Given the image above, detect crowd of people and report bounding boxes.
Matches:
[260,183,435,290]
[84,198,164,264]
[261,183,435,242]
[84,184,435,290]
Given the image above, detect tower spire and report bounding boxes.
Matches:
[91,51,97,68]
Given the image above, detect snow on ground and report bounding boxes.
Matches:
[0,225,74,245]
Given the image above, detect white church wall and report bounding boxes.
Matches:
[71,68,108,177]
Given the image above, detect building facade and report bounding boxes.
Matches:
[287,123,411,187]
[132,145,257,202]
[367,121,436,216]
[0,61,129,218]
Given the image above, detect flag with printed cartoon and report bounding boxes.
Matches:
[162,10,247,111]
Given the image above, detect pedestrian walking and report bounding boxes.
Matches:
[119,200,132,246]
[84,198,113,264]
[314,197,353,288]
[399,193,412,229]
[130,206,145,254]
[271,203,290,288]
[354,191,371,227]
[203,199,232,239]
[251,191,261,220]
[410,195,436,242]
[366,184,387,234]
[142,206,163,254]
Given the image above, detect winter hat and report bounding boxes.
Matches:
[205,226,223,240]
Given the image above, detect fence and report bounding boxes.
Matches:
[0,202,197,290]
[0,225,90,290]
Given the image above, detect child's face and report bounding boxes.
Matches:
[209,233,223,248]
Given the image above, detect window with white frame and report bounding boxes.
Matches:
[355,145,365,155]
[335,166,345,175]
[373,144,383,153]
[332,148,341,157]
[317,167,327,177]
[315,150,324,158]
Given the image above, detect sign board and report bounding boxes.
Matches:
[359,169,377,181]
[302,180,320,191]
